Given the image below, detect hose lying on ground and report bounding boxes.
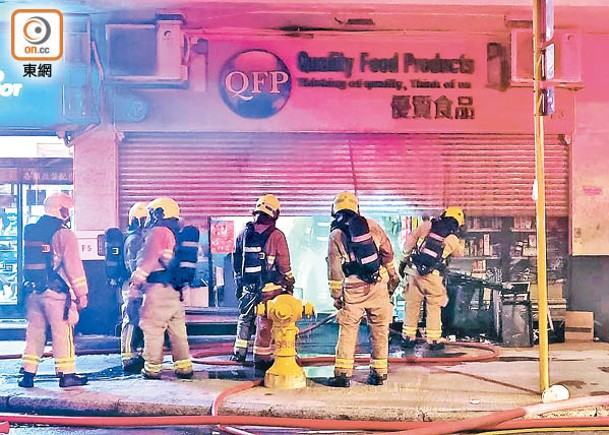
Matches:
[376,394,609,435]
[3,393,609,434]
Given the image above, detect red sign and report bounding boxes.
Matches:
[210,220,234,254]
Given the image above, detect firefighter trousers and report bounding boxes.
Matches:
[233,288,280,363]
[233,290,259,359]
[21,290,79,375]
[139,283,192,376]
[334,279,392,378]
[120,284,143,366]
[402,272,448,342]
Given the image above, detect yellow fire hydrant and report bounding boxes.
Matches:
[255,293,314,389]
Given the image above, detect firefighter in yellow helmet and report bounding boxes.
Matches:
[129,197,193,379]
[231,194,295,374]
[326,192,399,387]
[18,192,89,388]
[398,206,466,351]
[120,202,148,373]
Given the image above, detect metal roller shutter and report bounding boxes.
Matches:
[350,133,568,217]
[119,132,567,219]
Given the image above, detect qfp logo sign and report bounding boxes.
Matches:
[11,9,63,61]
[220,50,291,119]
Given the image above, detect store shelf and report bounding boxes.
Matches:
[459,216,567,286]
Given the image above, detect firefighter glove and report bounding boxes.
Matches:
[128,283,142,299]
[398,257,411,279]
[283,275,296,294]
[387,274,400,296]
[76,295,88,310]
[333,297,344,310]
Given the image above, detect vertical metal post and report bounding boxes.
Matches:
[533,0,550,393]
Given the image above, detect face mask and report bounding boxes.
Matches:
[59,207,72,228]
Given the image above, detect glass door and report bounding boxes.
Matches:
[0,183,18,307]
[0,183,73,318]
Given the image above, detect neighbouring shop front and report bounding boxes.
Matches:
[0,15,97,322]
[0,152,73,318]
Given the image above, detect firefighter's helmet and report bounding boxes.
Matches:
[442,206,465,227]
[148,197,180,221]
[254,194,281,219]
[331,191,359,216]
[128,202,148,226]
[44,192,74,222]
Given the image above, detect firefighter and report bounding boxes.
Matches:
[231,194,295,374]
[129,197,193,380]
[18,192,89,388]
[398,207,466,350]
[120,202,148,373]
[327,192,400,388]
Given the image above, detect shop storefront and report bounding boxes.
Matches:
[100,29,573,313]
[0,147,73,318]
[0,14,97,321]
[117,132,569,311]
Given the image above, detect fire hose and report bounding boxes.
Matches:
[3,391,609,434]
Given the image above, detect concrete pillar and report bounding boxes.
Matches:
[72,125,119,231]
[71,125,121,335]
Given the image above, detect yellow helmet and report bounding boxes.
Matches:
[331,191,359,216]
[129,202,148,222]
[44,192,74,222]
[254,194,281,219]
[443,206,465,227]
[147,197,180,220]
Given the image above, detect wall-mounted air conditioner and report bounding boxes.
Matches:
[106,21,187,83]
[510,29,582,86]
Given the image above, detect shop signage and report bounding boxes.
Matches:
[0,69,23,97]
[295,50,476,120]
[20,167,73,184]
[0,167,72,184]
[219,49,291,119]
[210,219,234,254]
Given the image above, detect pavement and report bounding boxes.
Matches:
[1,326,609,431]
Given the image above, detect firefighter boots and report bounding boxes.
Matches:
[367,370,387,386]
[400,337,417,351]
[59,373,88,387]
[428,340,446,351]
[18,371,35,388]
[123,356,145,374]
[327,373,351,388]
[176,370,194,379]
[141,369,162,380]
[230,353,247,364]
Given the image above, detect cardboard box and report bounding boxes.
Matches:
[564,311,594,342]
[530,283,564,300]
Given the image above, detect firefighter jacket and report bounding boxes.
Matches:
[403,220,465,272]
[233,222,294,293]
[328,217,396,300]
[53,228,89,303]
[131,226,176,287]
